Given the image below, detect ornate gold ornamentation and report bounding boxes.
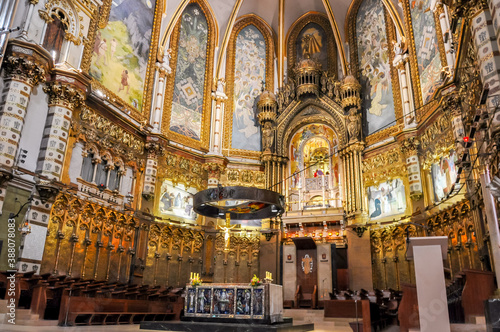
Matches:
[224,168,265,188]
[38,0,82,45]
[157,151,206,191]
[362,147,406,186]
[399,136,420,158]
[161,0,215,152]
[43,81,85,109]
[79,106,145,160]
[3,56,47,86]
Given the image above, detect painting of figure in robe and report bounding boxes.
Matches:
[296,23,328,69]
[367,179,406,220]
[159,180,197,222]
[431,150,458,202]
[356,0,395,135]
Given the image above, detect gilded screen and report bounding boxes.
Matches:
[356,0,395,135]
[410,0,443,103]
[169,3,208,141]
[89,0,156,111]
[231,25,265,151]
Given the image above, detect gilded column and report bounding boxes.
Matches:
[210,79,227,155]
[38,80,85,180]
[151,52,171,133]
[400,136,423,200]
[142,137,164,200]
[432,2,455,70]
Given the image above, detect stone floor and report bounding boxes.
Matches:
[0,309,486,331]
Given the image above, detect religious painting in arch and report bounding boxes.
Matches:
[231,24,266,151]
[158,179,198,223]
[169,3,209,141]
[367,178,407,220]
[89,0,157,112]
[409,0,444,103]
[296,23,328,70]
[288,124,340,210]
[431,150,458,202]
[356,0,396,135]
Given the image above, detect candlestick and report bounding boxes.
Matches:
[190,272,193,279]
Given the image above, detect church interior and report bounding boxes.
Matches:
[0,0,500,331]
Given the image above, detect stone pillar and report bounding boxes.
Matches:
[142,137,164,200]
[479,168,500,293]
[210,79,227,155]
[37,81,84,179]
[470,4,500,133]
[394,53,416,127]
[151,52,171,133]
[400,136,423,200]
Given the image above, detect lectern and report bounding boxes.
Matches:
[407,236,450,332]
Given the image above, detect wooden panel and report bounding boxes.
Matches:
[398,283,419,332]
[296,249,317,294]
[324,300,371,332]
[337,269,349,290]
[461,269,495,322]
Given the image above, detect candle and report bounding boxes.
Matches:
[190,272,193,279]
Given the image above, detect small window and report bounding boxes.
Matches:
[108,165,121,191]
[95,160,108,188]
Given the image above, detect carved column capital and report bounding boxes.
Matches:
[43,82,85,108]
[4,56,47,86]
[399,136,420,158]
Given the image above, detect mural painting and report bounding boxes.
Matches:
[431,150,458,202]
[289,124,339,189]
[356,0,395,135]
[410,0,443,103]
[296,23,328,69]
[159,180,197,222]
[89,0,156,111]
[232,25,266,151]
[170,3,208,141]
[367,178,406,220]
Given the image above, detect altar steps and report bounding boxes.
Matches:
[141,320,314,332]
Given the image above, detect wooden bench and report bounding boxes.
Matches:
[57,291,177,326]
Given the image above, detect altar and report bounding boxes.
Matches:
[184,283,284,324]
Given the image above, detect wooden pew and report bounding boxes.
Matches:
[57,291,177,326]
[324,299,371,332]
[461,269,495,322]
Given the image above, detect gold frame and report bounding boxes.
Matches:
[400,0,446,114]
[346,0,403,146]
[161,0,216,152]
[286,12,337,77]
[222,15,275,159]
[80,0,162,122]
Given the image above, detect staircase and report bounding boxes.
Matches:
[0,299,58,326]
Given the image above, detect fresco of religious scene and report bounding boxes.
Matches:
[212,288,235,315]
[89,0,155,111]
[431,150,458,202]
[196,288,212,314]
[367,179,406,220]
[296,23,328,69]
[169,3,208,141]
[159,180,197,222]
[232,25,266,151]
[410,0,443,103]
[289,124,339,190]
[356,0,395,135]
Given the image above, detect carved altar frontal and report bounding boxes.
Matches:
[184,283,283,323]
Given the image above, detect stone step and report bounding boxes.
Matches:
[451,323,486,332]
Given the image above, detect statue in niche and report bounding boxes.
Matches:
[262,121,274,152]
[347,109,362,142]
[301,29,322,59]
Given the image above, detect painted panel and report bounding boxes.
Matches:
[431,150,458,202]
[289,124,339,189]
[296,23,328,70]
[232,25,265,151]
[356,0,395,135]
[367,178,406,220]
[89,0,156,111]
[197,288,212,314]
[169,3,208,141]
[236,288,252,315]
[212,288,235,315]
[159,180,197,222]
[410,0,443,103]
